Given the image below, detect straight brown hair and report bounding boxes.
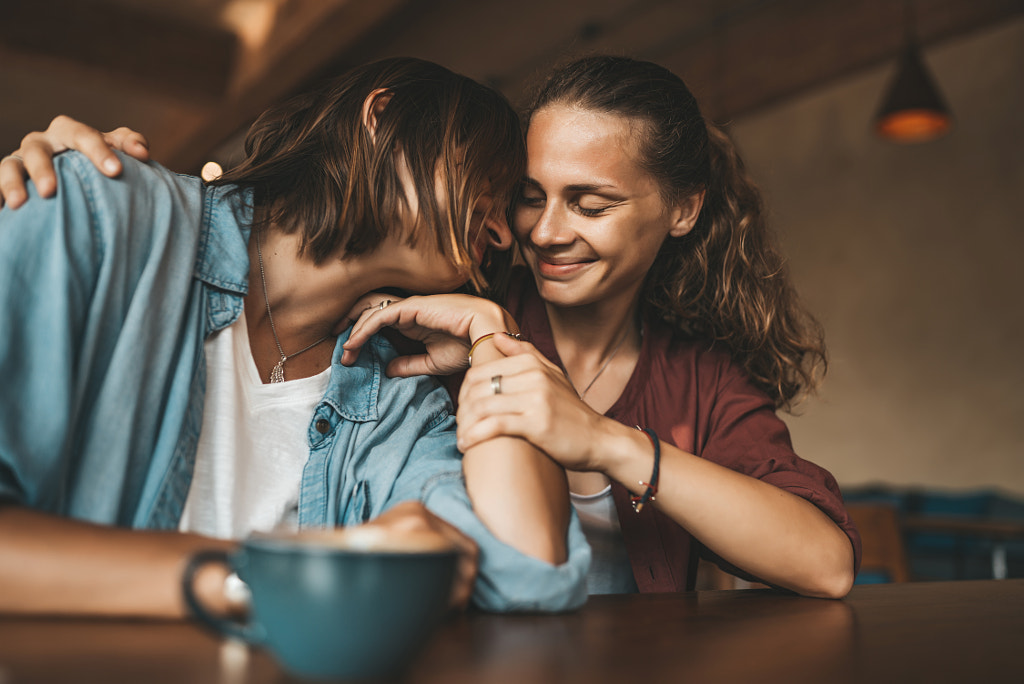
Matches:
[211,57,525,291]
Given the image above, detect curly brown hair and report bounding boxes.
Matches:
[525,55,825,409]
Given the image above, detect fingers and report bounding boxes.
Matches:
[427,514,479,611]
[457,400,534,453]
[337,292,404,336]
[385,354,441,378]
[0,154,29,209]
[339,297,406,365]
[33,115,123,180]
[458,351,561,406]
[104,127,150,162]
[1,116,132,208]
[366,501,479,611]
[489,331,548,360]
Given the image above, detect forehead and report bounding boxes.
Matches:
[525,105,649,186]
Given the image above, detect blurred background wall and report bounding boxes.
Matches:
[735,19,1024,495]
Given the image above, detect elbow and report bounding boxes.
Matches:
[801,540,857,599]
[804,566,855,600]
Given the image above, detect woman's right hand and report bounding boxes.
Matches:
[0,116,150,209]
[340,294,517,378]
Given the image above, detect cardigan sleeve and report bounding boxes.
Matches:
[697,358,862,579]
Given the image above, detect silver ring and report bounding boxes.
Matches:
[491,375,502,395]
[378,299,392,311]
[0,154,24,166]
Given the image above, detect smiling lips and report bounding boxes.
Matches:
[533,253,596,279]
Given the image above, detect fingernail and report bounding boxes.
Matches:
[103,158,120,174]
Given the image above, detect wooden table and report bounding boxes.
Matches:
[1,579,1020,683]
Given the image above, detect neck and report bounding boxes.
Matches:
[544,293,643,400]
[245,228,412,346]
[545,293,641,356]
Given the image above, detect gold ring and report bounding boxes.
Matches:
[491,375,502,395]
[378,299,392,311]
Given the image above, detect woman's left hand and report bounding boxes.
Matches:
[456,334,610,471]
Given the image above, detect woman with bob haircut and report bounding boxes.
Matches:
[0,57,589,618]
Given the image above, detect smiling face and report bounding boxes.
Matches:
[514,105,697,311]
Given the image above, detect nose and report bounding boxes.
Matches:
[523,201,572,249]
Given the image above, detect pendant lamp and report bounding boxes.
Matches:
[874,9,952,143]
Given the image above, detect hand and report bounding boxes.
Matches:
[340,294,516,378]
[455,333,612,472]
[0,116,150,209]
[361,501,480,610]
[333,291,406,336]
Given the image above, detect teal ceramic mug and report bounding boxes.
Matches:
[182,527,458,680]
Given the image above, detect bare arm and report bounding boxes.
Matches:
[595,423,854,598]
[456,335,855,598]
[461,328,570,566]
[0,505,233,618]
[0,116,149,209]
[344,295,571,565]
[0,501,482,616]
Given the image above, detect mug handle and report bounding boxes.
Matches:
[181,549,260,643]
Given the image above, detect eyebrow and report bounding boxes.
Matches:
[522,177,618,192]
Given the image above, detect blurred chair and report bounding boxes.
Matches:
[847,503,910,583]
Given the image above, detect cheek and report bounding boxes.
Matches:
[511,206,538,240]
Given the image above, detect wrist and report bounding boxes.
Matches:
[588,417,638,476]
[466,301,518,342]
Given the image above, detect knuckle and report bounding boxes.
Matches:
[20,130,43,148]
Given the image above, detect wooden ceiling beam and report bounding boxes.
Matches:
[642,0,1024,122]
[158,0,407,172]
[0,0,238,100]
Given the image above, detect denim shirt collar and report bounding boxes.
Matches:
[194,185,252,334]
[193,185,380,424]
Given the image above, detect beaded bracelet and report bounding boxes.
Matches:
[631,427,661,513]
[467,331,521,366]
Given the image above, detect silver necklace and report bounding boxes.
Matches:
[568,323,633,399]
[256,233,330,383]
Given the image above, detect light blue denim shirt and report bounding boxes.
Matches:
[0,151,589,612]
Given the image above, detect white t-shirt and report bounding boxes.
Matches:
[571,485,638,594]
[178,310,331,539]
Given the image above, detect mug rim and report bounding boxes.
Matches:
[244,529,459,557]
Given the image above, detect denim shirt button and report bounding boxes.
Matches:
[315,418,330,435]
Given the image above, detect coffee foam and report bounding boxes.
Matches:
[250,526,456,554]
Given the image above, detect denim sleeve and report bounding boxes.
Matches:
[0,154,101,505]
[386,403,590,613]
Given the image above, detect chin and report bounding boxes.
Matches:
[533,278,593,309]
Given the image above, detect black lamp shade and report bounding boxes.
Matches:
[875,42,952,143]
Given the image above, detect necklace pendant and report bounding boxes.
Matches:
[270,357,287,383]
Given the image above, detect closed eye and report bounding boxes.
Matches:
[576,198,623,217]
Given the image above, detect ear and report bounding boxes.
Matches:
[483,212,514,251]
[667,189,706,238]
[361,88,394,141]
